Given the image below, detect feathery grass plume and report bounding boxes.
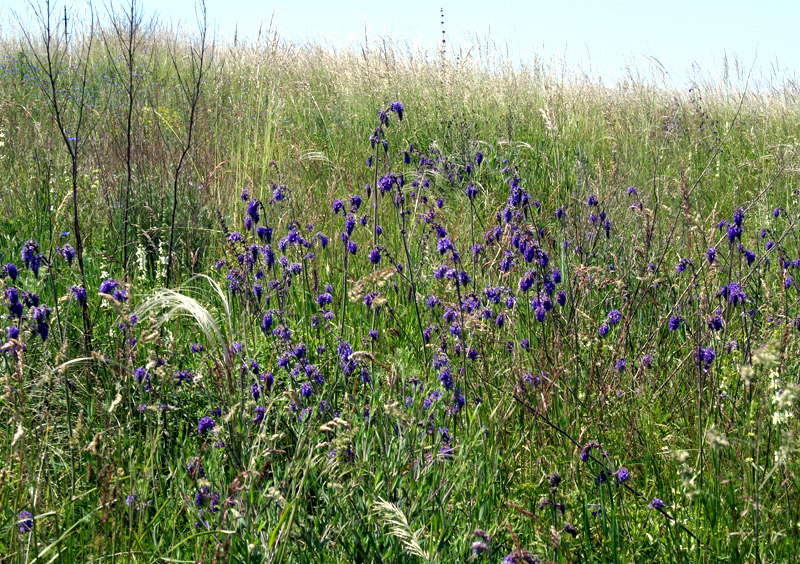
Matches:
[371,497,431,562]
[347,266,396,302]
[134,274,233,372]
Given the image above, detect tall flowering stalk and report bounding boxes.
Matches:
[165,2,211,288]
[22,0,95,352]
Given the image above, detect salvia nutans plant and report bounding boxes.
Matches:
[1,2,800,563]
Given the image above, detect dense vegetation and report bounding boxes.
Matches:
[1,3,800,562]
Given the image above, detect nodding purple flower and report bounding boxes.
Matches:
[23,292,39,308]
[389,100,404,120]
[174,370,194,385]
[587,194,598,207]
[21,240,41,275]
[555,206,565,220]
[31,305,50,324]
[58,244,76,266]
[696,347,716,368]
[134,367,150,386]
[733,206,744,227]
[368,248,381,264]
[649,498,666,511]
[273,185,285,202]
[475,150,484,165]
[627,186,638,196]
[556,291,567,306]
[261,312,273,333]
[766,240,775,251]
[256,226,273,243]
[363,291,378,309]
[350,194,362,212]
[2,263,18,281]
[344,214,356,236]
[332,199,344,215]
[676,257,692,273]
[727,224,742,244]
[720,282,747,306]
[247,200,261,224]
[706,247,717,264]
[191,343,205,354]
[580,440,602,463]
[347,241,358,255]
[6,288,23,318]
[240,189,250,201]
[366,154,373,167]
[437,237,454,255]
[598,323,609,338]
[70,285,87,306]
[616,466,630,482]
[786,275,795,288]
[466,184,477,201]
[7,326,20,341]
[99,278,119,296]
[316,232,329,249]
[439,368,453,390]
[615,358,626,372]
[774,207,781,218]
[227,232,245,245]
[253,405,266,424]
[668,315,682,331]
[18,510,33,534]
[378,173,397,193]
[436,198,444,209]
[539,252,549,268]
[198,416,215,434]
[607,309,621,326]
[744,249,756,265]
[708,315,724,331]
[642,354,653,369]
[471,540,489,554]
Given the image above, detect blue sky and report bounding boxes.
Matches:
[2,0,796,88]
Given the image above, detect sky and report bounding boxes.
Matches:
[1,0,797,89]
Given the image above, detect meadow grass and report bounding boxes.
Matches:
[1,5,800,563]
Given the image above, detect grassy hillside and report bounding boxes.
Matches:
[1,5,800,562]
